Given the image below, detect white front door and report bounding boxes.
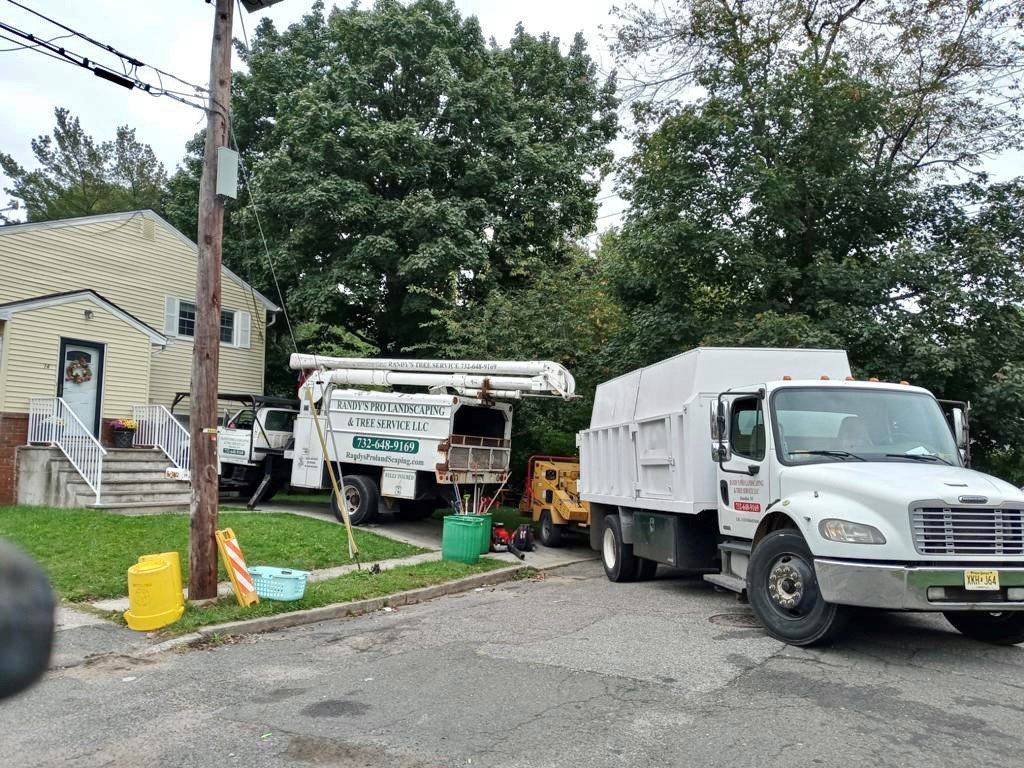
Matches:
[58,340,104,435]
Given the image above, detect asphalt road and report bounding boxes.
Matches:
[3,561,1023,767]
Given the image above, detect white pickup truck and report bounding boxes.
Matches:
[173,392,298,505]
[578,347,1024,646]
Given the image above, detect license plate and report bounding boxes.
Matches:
[964,570,1000,591]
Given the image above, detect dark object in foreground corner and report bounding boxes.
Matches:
[0,540,56,700]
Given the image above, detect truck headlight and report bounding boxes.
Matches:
[818,519,886,545]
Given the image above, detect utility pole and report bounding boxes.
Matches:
[189,0,234,600]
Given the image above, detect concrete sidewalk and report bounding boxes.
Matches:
[255,500,601,570]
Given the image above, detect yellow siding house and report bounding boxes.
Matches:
[0,210,278,505]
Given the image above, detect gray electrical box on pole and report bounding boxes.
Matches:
[216,147,239,199]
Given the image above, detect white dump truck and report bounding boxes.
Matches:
[286,355,576,524]
[578,347,1024,646]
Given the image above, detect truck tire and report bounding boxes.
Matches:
[635,558,658,581]
[943,611,1024,645]
[539,510,565,548]
[747,530,849,647]
[602,515,637,583]
[330,475,379,526]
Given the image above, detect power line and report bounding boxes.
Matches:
[0,29,69,52]
[0,18,218,113]
[1,1,221,110]
[6,0,143,66]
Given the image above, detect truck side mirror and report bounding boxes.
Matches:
[710,399,732,462]
[952,407,967,449]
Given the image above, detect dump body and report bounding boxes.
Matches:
[579,347,852,513]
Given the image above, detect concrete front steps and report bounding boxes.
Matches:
[18,447,191,513]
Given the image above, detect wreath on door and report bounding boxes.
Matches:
[65,357,93,385]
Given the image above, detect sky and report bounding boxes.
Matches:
[0,1,1020,228]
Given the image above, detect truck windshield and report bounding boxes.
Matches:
[771,388,961,466]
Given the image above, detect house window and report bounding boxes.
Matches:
[220,310,236,344]
[177,301,196,337]
[165,296,250,349]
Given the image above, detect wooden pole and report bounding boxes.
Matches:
[189,0,234,601]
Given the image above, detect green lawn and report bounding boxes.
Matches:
[149,557,512,634]
[0,506,424,601]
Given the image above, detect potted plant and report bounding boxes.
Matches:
[109,418,138,449]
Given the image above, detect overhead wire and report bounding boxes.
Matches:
[0,29,70,52]
[0,18,212,111]
[5,0,143,66]
[0,3,230,116]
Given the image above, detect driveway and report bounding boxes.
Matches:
[3,561,1022,767]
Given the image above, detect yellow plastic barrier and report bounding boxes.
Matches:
[137,552,184,607]
[124,554,185,631]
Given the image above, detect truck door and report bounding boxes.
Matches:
[718,395,772,539]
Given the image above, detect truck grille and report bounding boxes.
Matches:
[911,507,1024,555]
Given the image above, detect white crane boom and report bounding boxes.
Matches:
[289,354,575,400]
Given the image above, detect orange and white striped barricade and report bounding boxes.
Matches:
[215,528,259,607]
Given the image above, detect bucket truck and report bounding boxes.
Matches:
[285,355,575,525]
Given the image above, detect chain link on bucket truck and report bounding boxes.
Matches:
[578,347,1024,647]
[285,355,576,525]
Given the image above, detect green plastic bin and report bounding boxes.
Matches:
[442,515,483,564]
[477,513,493,554]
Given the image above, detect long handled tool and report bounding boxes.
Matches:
[305,387,359,561]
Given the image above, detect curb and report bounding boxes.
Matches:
[193,563,530,639]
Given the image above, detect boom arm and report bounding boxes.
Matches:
[289,354,576,400]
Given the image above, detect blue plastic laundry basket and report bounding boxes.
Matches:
[249,566,309,601]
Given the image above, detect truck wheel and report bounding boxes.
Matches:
[747,530,848,647]
[602,515,637,583]
[330,475,379,526]
[943,612,1024,645]
[635,558,658,581]
[539,511,565,548]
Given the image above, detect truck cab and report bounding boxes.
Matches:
[171,392,299,505]
[579,348,1024,647]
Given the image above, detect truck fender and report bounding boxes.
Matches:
[752,509,801,549]
[589,504,609,551]
[617,507,636,545]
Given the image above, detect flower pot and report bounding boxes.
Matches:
[112,429,135,449]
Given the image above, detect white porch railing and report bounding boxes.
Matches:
[133,404,191,479]
[28,397,106,504]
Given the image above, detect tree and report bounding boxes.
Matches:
[167,0,617,364]
[607,1,1024,478]
[430,243,626,475]
[613,0,1024,174]
[0,108,168,222]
